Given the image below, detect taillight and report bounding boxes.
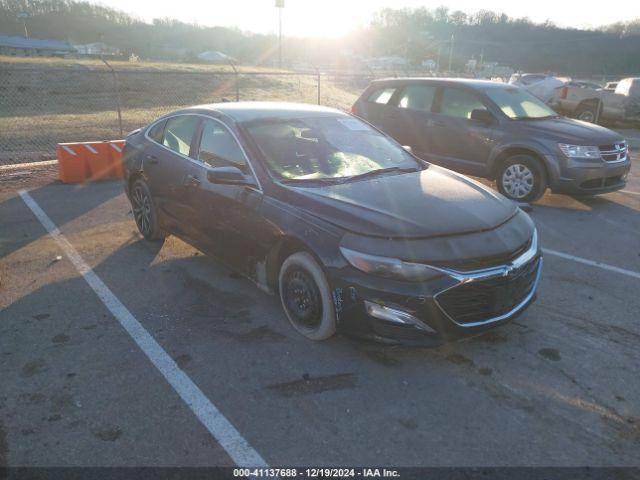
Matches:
[351,103,358,115]
[559,86,568,99]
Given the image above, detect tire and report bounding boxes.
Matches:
[130,179,166,241]
[278,252,336,341]
[496,155,547,203]
[575,104,598,123]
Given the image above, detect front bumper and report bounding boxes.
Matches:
[330,251,543,346]
[548,154,631,195]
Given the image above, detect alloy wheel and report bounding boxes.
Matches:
[502,164,534,199]
[132,184,152,236]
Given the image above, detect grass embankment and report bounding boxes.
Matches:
[1,56,364,164]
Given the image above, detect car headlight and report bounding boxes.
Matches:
[339,247,442,282]
[558,143,601,159]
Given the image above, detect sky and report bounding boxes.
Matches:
[100,0,640,37]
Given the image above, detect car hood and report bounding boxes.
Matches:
[517,117,624,144]
[274,165,518,239]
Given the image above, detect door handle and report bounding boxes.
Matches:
[145,154,158,164]
[185,174,201,187]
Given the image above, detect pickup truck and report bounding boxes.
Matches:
[550,77,640,124]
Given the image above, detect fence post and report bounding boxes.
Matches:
[101,57,123,137]
[229,60,240,102]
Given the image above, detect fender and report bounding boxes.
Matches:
[487,140,559,182]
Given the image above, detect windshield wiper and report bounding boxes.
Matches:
[341,166,419,183]
[513,114,560,120]
[279,177,346,186]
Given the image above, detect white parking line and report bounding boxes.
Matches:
[18,189,268,468]
[620,190,640,196]
[542,248,640,280]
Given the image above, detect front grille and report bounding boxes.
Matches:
[428,238,532,272]
[599,143,627,162]
[436,258,540,325]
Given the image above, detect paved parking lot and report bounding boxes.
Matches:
[1,159,639,467]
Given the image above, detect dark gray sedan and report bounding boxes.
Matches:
[123,102,541,346]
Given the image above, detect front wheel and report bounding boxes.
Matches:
[278,252,336,341]
[131,179,166,241]
[496,155,547,203]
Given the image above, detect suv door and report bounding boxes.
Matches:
[428,87,497,176]
[143,114,201,234]
[186,118,271,275]
[387,83,438,159]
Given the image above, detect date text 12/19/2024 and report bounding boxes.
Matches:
[233,469,401,478]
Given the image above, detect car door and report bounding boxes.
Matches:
[143,114,202,235]
[386,83,438,159]
[428,87,497,176]
[185,117,271,276]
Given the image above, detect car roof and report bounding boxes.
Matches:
[369,77,512,90]
[176,101,348,122]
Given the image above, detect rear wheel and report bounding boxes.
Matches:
[496,155,547,203]
[131,179,166,241]
[278,252,336,341]
[575,103,598,123]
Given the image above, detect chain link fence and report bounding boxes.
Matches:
[1,64,385,165]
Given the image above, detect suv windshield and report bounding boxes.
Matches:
[243,116,421,183]
[484,86,558,119]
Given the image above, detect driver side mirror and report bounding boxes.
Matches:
[470,109,495,124]
[207,166,256,187]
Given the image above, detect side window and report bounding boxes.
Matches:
[198,120,247,170]
[367,87,396,105]
[162,115,200,156]
[398,85,437,111]
[148,119,166,143]
[439,88,487,119]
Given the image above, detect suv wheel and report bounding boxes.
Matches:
[131,179,166,241]
[278,252,336,341]
[496,155,547,203]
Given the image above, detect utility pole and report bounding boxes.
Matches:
[447,34,454,73]
[17,12,29,38]
[276,0,284,68]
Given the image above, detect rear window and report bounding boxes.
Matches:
[162,115,200,156]
[367,87,396,105]
[148,120,166,143]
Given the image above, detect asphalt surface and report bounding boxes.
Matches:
[0,160,639,467]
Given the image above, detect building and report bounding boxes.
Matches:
[197,50,237,64]
[0,35,75,57]
[73,42,120,56]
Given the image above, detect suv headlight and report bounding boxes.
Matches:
[558,143,601,159]
[340,247,442,282]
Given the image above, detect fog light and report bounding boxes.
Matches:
[364,301,435,333]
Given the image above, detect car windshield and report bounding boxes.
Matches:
[483,86,558,119]
[242,115,422,183]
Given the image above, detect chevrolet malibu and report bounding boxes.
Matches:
[122,102,542,345]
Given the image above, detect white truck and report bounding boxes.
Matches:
[550,77,640,124]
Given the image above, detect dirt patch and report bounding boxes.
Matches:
[52,334,70,344]
[446,353,475,367]
[174,354,192,369]
[267,373,357,398]
[21,359,46,378]
[93,425,122,442]
[538,348,561,361]
[0,420,7,466]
